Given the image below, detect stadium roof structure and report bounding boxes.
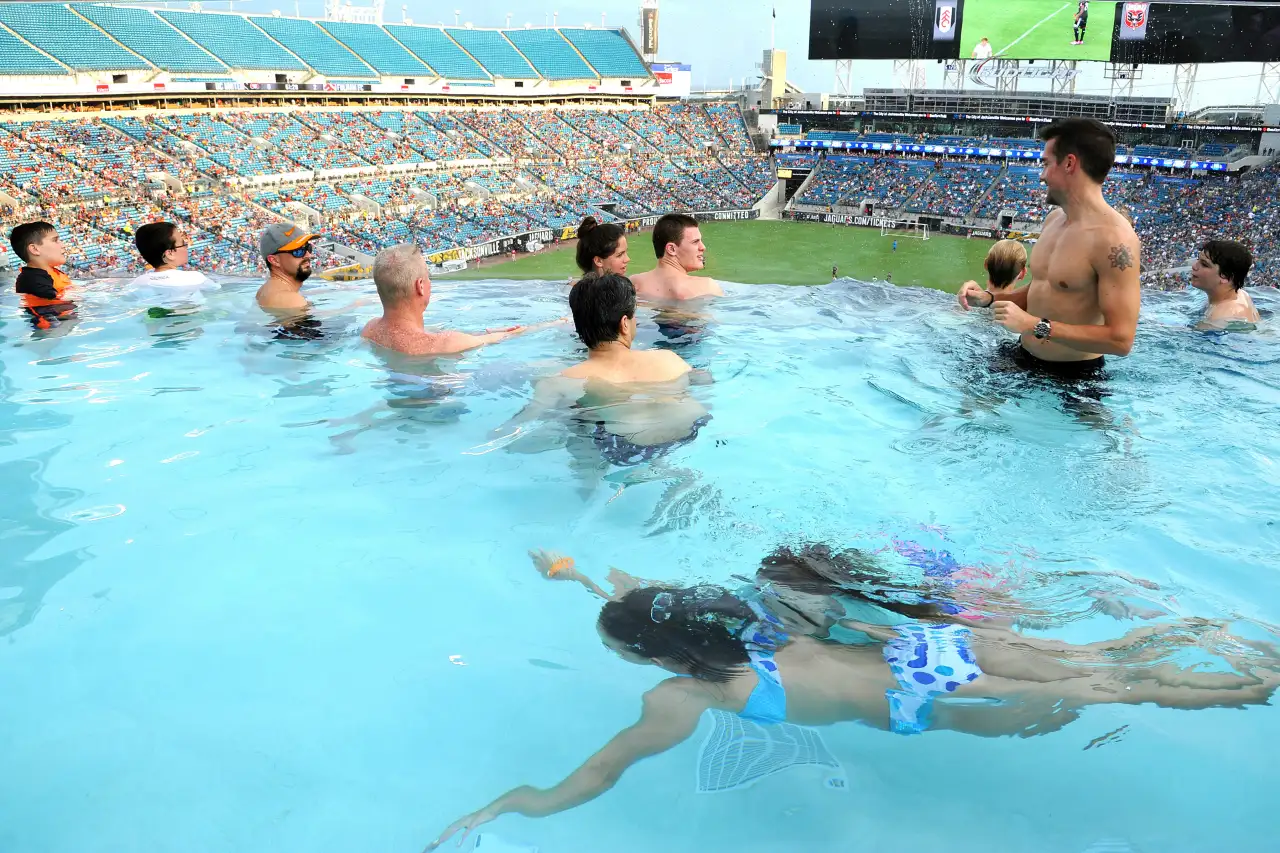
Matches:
[0,4,654,92]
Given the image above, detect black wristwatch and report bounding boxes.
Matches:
[1033,318,1052,340]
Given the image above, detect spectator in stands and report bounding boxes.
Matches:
[575,217,630,277]
[1191,240,1261,328]
[361,243,556,357]
[10,221,76,331]
[129,222,216,310]
[630,214,723,301]
[958,118,1141,371]
[256,222,319,316]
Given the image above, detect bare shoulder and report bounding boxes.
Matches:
[1042,207,1068,231]
[704,278,725,296]
[1093,215,1141,276]
[644,348,693,376]
[643,676,711,712]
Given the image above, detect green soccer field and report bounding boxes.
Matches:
[445,220,997,293]
[959,0,1116,62]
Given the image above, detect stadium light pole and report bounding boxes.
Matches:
[454,9,460,24]
[506,12,512,26]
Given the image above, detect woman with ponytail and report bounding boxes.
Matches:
[427,548,1280,847]
[575,216,630,277]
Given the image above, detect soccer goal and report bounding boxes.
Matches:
[881,222,930,240]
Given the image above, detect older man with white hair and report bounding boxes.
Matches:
[361,243,557,356]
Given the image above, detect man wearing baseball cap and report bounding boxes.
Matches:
[255,222,319,315]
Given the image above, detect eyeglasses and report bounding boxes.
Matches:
[276,244,313,258]
[170,242,188,251]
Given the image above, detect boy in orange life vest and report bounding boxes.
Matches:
[10,221,75,330]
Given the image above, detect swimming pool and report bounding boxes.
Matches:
[1,276,1277,853]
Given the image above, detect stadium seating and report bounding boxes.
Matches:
[976,166,1044,221]
[72,4,227,73]
[502,29,595,79]
[413,112,495,161]
[704,104,754,154]
[457,109,550,159]
[518,111,598,157]
[908,163,1001,218]
[385,25,489,80]
[558,29,648,77]
[221,113,369,171]
[798,156,877,206]
[157,10,307,71]
[318,20,432,76]
[444,28,538,78]
[0,5,146,71]
[304,111,426,165]
[0,24,68,76]
[616,110,688,155]
[558,110,657,154]
[656,103,721,150]
[248,16,377,79]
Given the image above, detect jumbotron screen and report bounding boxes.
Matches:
[809,0,1280,63]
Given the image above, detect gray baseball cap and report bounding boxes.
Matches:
[259,222,319,258]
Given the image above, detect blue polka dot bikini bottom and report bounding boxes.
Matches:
[882,623,983,735]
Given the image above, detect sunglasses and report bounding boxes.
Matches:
[277,244,313,258]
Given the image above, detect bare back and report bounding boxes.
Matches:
[1024,205,1139,361]
[562,348,691,383]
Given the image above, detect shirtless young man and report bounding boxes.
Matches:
[500,274,709,465]
[628,213,724,301]
[957,118,1141,375]
[361,243,557,356]
[1191,239,1261,328]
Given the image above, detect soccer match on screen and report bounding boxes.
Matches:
[2,0,1280,852]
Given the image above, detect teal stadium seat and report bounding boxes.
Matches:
[73,5,226,73]
[0,23,67,75]
[502,29,595,80]
[316,21,431,76]
[384,25,489,81]
[157,10,306,71]
[249,16,377,79]
[444,28,537,79]
[0,5,146,71]
[558,29,647,78]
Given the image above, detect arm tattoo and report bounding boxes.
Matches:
[1108,244,1135,271]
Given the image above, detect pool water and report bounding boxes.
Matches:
[1,276,1277,853]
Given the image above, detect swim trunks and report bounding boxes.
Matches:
[883,623,982,734]
[995,340,1106,382]
[592,415,711,466]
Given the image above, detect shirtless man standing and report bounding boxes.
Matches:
[957,118,1141,374]
[361,242,556,356]
[629,213,724,301]
[1191,239,1261,328]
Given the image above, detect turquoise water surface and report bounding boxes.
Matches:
[1,276,1277,853]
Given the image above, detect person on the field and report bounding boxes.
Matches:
[1191,239,1260,328]
[972,37,993,60]
[957,118,1141,376]
[1073,1,1089,45]
[629,214,722,301]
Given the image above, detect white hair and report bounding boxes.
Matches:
[373,242,426,305]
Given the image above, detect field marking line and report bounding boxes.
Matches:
[997,3,1072,56]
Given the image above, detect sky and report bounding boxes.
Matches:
[201,0,1274,110]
